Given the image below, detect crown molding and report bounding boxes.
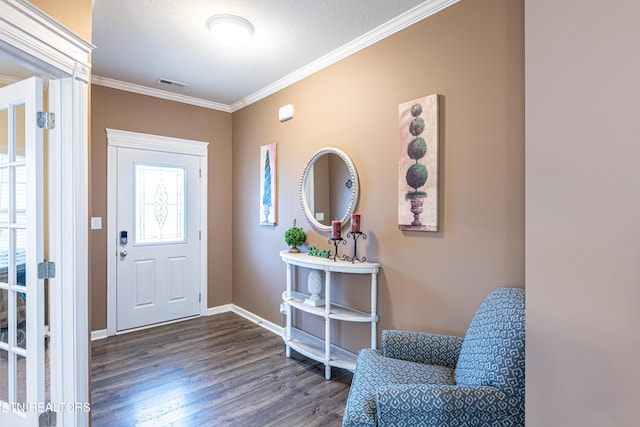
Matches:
[92,0,459,113]
[0,0,93,77]
[230,0,460,111]
[91,75,232,113]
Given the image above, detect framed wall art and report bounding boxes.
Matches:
[398,94,438,231]
[260,143,277,226]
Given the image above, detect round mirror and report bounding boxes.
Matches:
[299,147,359,233]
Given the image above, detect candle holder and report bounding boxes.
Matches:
[341,231,368,263]
[328,237,346,261]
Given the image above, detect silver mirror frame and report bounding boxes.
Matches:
[299,147,359,233]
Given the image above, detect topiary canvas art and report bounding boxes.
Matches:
[398,94,438,231]
[260,143,277,226]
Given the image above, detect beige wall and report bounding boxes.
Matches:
[90,85,233,330]
[525,1,640,425]
[232,0,524,352]
[27,0,640,423]
[29,0,92,41]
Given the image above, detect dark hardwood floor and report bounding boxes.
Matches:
[91,312,352,427]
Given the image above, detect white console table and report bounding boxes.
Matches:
[280,250,380,379]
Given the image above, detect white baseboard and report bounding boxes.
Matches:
[231,305,284,337]
[207,303,283,337]
[91,329,108,341]
[206,304,233,316]
[90,305,283,341]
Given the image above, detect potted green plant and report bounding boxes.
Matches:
[284,219,306,253]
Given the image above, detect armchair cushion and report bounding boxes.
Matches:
[455,288,526,405]
[382,330,463,368]
[376,384,521,427]
[342,348,455,427]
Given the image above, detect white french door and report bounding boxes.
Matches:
[0,77,45,426]
[115,145,202,332]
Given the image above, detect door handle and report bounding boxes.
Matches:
[120,250,128,258]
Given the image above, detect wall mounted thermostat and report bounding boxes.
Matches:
[279,104,294,122]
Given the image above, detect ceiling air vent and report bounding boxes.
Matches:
[157,78,188,88]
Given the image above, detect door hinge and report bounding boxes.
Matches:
[39,409,57,426]
[199,230,201,240]
[199,168,202,178]
[37,261,56,279]
[199,293,202,303]
[37,112,55,130]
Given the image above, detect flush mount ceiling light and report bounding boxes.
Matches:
[206,14,254,47]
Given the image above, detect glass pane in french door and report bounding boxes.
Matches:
[0,289,7,341]
[0,167,7,226]
[14,166,26,226]
[0,107,7,160]
[135,164,186,244]
[16,354,26,406]
[0,348,6,402]
[14,103,25,161]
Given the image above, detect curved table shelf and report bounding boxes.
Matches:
[280,250,380,379]
[283,291,375,322]
[287,328,358,372]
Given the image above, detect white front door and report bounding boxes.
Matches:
[0,77,46,426]
[116,147,201,331]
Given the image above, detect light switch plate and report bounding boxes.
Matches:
[315,212,325,221]
[90,217,102,230]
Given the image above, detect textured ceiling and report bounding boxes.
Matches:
[91,0,440,108]
[0,1,457,109]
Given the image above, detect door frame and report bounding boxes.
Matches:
[106,128,208,336]
[0,1,93,426]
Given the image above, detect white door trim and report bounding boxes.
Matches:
[0,1,93,426]
[106,129,209,336]
[0,1,91,77]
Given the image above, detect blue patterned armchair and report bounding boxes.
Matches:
[342,287,525,427]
